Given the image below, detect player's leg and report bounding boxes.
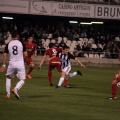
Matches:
[56,66,71,88]
[56,71,66,88]
[12,64,26,99]
[68,70,82,78]
[6,65,15,99]
[48,60,56,86]
[6,76,11,99]
[63,65,71,88]
[26,58,34,79]
[48,66,53,86]
[109,71,120,100]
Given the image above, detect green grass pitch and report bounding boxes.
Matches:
[0,65,120,120]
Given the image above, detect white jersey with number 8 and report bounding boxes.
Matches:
[4,40,26,62]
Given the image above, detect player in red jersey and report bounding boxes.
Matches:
[108,48,120,100]
[38,43,68,86]
[24,36,37,79]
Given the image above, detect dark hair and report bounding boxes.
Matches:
[28,35,34,39]
[63,45,70,50]
[49,43,55,48]
[11,30,18,38]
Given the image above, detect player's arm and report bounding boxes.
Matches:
[34,49,37,57]
[69,52,85,68]
[75,58,85,68]
[46,55,56,62]
[22,42,28,61]
[38,54,47,70]
[0,44,9,72]
[34,45,37,57]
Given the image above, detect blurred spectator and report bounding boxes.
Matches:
[110,44,119,58]
[74,43,83,57]
[59,39,66,48]
[95,44,103,53]
[42,31,48,40]
[82,42,92,52]
[39,45,46,55]
[73,32,79,41]
[54,39,59,48]
[68,32,74,41]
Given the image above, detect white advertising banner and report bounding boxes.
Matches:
[0,0,29,14]
[30,1,94,18]
[95,5,120,19]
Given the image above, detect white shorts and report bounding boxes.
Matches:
[6,61,26,80]
[62,64,71,75]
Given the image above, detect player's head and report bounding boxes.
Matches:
[49,43,55,48]
[28,35,34,43]
[63,46,70,54]
[11,30,19,39]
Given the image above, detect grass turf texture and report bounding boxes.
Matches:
[0,65,120,120]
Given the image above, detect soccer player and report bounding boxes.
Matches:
[38,43,63,86]
[108,48,120,100]
[55,46,85,88]
[24,36,37,79]
[0,31,27,99]
[108,71,120,100]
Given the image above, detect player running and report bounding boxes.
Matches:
[0,31,27,99]
[24,36,37,79]
[108,48,120,100]
[38,43,63,86]
[55,46,85,88]
[108,71,120,100]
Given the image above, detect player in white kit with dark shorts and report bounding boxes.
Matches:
[0,31,27,99]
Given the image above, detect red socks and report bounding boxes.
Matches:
[64,79,68,87]
[112,83,118,98]
[48,70,52,84]
[27,67,34,74]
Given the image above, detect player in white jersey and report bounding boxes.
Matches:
[0,31,27,99]
[56,46,85,88]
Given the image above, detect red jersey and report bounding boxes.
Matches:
[44,48,62,58]
[24,42,36,57]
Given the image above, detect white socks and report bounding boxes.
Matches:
[15,80,25,91]
[6,78,11,95]
[58,78,64,87]
[68,72,77,78]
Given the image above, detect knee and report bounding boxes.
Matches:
[30,64,34,68]
[112,79,117,84]
[118,71,120,77]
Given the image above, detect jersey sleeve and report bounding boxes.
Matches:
[44,50,48,55]
[4,43,9,53]
[56,48,62,52]
[68,52,75,59]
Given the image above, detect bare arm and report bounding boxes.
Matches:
[38,55,47,70]
[0,53,7,72]
[46,55,56,62]
[75,58,85,68]
[34,49,37,57]
[23,51,28,60]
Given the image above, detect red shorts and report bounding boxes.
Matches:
[49,57,62,72]
[26,57,34,65]
[114,73,120,82]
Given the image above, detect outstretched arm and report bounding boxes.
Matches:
[46,55,56,62]
[75,58,85,68]
[34,49,37,57]
[0,53,7,72]
[38,55,47,70]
